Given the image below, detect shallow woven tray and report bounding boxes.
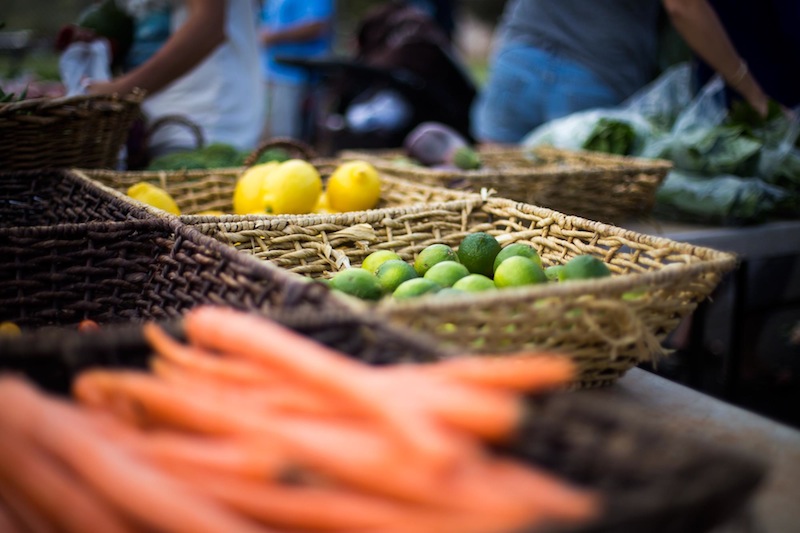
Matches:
[0,321,766,533]
[340,145,673,224]
[186,196,736,388]
[0,169,155,227]
[0,91,144,170]
[0,216,446,370]
[72,158,478,220]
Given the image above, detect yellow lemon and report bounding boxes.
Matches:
[127,182,181,215]
[232,162,278,215]
[262,159,322,214]
[313,191,336,214]
[0,321,21,336]
[326,160,381,212]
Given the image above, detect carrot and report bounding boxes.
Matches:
[151,358,339,418]
[0,480,57,533]
[172,467,424,531]
[426,352,576,392]
[183,306,462,467]
[0,497,25,533]
[383,368,523,441]
[77,319,100,332]
[144,322,282,386]
[0,431,132,533]
[0,377,278,533]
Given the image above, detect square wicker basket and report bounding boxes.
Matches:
[0,321,766,533]
[72,158,479,220]
[339,145,673,224]
[1,169,155,227]
[185,196,736,388]
[0,91,144,171]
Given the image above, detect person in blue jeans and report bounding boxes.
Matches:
[472,0,774,144]
[259,0,334,141]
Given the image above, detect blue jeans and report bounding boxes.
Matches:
[471,44,619,143]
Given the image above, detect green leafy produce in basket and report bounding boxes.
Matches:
[147,143,291,171]
[581,118,637,155]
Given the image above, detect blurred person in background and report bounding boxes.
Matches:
[472,0,778,144]
[86,0,264,158]
[258,0,334,141]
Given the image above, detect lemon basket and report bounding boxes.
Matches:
[184,196,736,389]
[71,158,478,220]
[0,91,144,171]
[0,168,156,227]
[0,321,766,533]
[339,145,674,224]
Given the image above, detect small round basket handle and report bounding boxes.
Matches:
[146,114,205,151]
[243,137,318,167]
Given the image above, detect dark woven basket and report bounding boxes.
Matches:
[0,169,155,227]
[0,91,144,170]
[0,217,432,340]
[0,322,765,533]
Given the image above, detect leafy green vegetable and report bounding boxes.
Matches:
[0,86,28,103]
[582,118,636,155]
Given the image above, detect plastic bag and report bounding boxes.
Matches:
[654,170,789,225]
[521,108,657,155]
[58,38,112,96]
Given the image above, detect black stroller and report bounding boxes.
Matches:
[277,1,477,154]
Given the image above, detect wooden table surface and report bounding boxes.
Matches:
[581,368,800,533]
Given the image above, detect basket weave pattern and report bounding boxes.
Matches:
[73,159,478,219]
[0,169,154,227]
[341,145,673,223]
[0,217,356,330]
[0,92,144,170]
[186,197,735,388]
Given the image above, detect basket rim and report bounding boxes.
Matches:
[176,195,738,309]
[0,89,146,115]
[340,145,674,179]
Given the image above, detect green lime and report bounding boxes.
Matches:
[457,232,501,277]
[437,287,468,298]
[493,256,547,288]
[423,261,470,288]
[327,269,384,300]
[544,265,564,282]
[413,244,459,276]
[393,278,442,300]
[559,255,612,281]
[375,259,418,294]
[452,274,496,292]
[493,243,542,273]
[362,250,402,274]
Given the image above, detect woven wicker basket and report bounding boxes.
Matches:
[340,145,673,224]
[0,91,144,170]
[0,322,766,533]
[0,215,427,350]
[72,158,479,219]
[186,196,736,388]
[0,169,155,227]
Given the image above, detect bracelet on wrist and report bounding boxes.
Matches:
[728,60,749,88]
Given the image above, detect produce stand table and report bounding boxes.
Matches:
[620,218,800,401]
[583,367,800,533]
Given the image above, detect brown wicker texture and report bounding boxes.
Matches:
[0,324,766,533]
[0,169,156,227]
[0,217,328,328]
[186,196,737,388]
[70,159,479,219]
[339,145,673,224]
[0,91,145,171]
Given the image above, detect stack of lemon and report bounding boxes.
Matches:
[233,159,381,216]
[125,159,382,216]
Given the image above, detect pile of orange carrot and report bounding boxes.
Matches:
[0,305,600,533]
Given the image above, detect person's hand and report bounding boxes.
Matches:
[85,78,131,96]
